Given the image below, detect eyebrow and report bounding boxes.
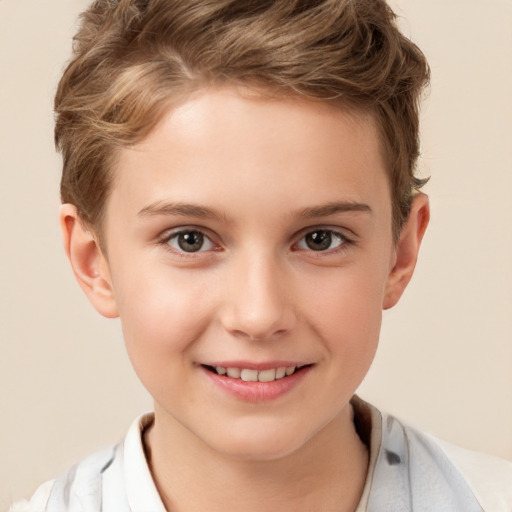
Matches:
[137,201,224,220]
[137,200,372,221]
[298,201,372,218]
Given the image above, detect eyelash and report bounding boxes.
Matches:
[158,228,219,256]
[157,227,353,256]
[294,229,351,253]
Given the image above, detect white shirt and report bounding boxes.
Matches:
[10,397,512,511]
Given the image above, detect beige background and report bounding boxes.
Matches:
[1,0,511,508]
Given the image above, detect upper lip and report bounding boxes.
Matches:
[199,361,312,371]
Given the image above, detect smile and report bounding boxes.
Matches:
[201,363,313,402]
[204,365,304,382]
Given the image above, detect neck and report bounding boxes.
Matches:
[144,402,369,512]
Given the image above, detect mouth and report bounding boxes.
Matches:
[200,362,314,402]
[201,364,311,382]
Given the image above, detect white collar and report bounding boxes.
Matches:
[123,413,166,512]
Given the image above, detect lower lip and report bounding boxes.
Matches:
[201,366,312,403]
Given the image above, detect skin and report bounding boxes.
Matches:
[61,87,429,511]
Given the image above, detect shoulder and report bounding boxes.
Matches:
[354,397,512,512]
[9,444,118,512]
[8,413,155,512]
[382,411,512,511]
[9,480,54,512]
[434,436,512,512]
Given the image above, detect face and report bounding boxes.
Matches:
[97,88,401,460]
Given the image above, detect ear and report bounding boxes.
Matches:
[60,204,119,318]
[383,194,430,310]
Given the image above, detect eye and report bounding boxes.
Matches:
[166,230,215,253]
[296,229,346,252]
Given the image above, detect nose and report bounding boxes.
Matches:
[220,251,297,341]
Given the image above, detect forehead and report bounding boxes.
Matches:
[107,87,391,227]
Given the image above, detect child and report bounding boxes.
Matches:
[10,0,511,511]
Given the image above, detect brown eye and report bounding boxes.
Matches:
[167,230,214,253]
[298,230,344,251]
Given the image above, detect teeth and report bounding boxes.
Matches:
[240,369,258,382]
[226,367,241,378]
[258,369,276,382]
[214,365,299,381]
[276,367,286,379]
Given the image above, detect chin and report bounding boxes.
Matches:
[203,419,314,462]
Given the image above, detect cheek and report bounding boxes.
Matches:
[302,261,388,359]
[319,284,382,353]
[111,263,215,373]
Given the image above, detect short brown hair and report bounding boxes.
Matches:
[55,0,430,239]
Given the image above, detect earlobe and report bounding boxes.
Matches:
[383,194,430,310]
[60,204,119,318]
